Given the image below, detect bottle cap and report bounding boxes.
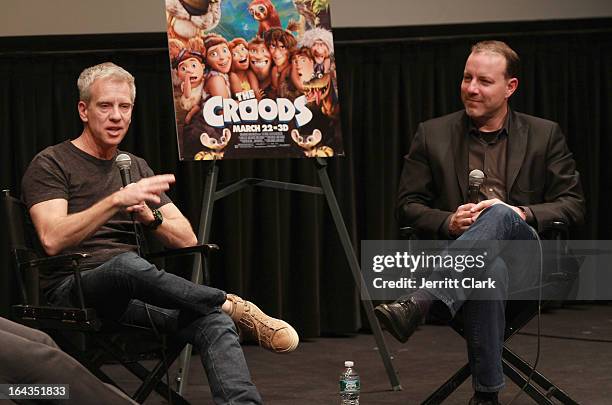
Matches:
[344,361,354,367]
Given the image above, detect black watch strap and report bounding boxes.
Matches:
[147,208,163,230]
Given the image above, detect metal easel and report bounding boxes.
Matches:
[175,158,402,394]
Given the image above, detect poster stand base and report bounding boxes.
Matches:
[176,158,402,394]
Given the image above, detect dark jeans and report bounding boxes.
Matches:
[407,204,539,392]
[47,251,262,405]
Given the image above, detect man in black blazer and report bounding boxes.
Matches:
[375,41,584,405]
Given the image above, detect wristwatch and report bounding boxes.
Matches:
[147,208,163,230]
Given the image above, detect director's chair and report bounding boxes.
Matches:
[2,189,217,404]
[399,224,580,405]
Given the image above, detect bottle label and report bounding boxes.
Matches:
[340,379,360,393]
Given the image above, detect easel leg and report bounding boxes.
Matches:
[197,161,219,285]
[178,159,401,392]
[177,161,219,395]
[315,158,402,391]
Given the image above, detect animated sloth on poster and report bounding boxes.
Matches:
[165,0,344,160]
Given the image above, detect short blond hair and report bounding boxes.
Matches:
[77,62,136,102]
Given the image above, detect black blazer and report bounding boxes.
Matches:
[397,109,585,238]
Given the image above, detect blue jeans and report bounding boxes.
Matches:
[411,204,538,392]
[47,251,262,405]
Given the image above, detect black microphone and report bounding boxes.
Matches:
[468,169,485,204]
[115,153,132,187]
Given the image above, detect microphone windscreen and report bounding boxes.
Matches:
[115,153,132,170]
[468,169,485,187]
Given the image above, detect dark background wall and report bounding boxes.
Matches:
[1,18,611,337]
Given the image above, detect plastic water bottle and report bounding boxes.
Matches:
[339,360,360,405]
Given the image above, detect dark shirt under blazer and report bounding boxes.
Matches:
[397,109,585,239]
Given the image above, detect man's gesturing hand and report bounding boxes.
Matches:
[125,202,156,225]
[448,203,478,237]
[114,174,175,208]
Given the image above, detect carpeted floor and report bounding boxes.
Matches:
[106,303,612,404]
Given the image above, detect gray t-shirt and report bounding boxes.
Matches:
[21,140,171,291]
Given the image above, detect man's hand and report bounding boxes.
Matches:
[113,175,175,208]
[448,203,478,237]
[470,198,526,221]
[29,174,176,256]
[126,202,155,226]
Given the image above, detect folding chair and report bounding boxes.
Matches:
[399,223,581,405]
[2,189,217,404]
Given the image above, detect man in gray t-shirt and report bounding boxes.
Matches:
[23,141,171,291]
[20,62,298,404]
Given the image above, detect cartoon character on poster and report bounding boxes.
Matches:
[164,0,343,160]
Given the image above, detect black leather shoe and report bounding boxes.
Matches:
[468,394,500,405]
[374,298,423,343]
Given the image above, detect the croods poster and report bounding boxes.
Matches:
[164,0,343,160]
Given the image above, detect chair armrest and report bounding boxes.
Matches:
[12,304,102,331]
[144,243,219,260]
[17,251,89,270]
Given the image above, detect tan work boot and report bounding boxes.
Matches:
[226,294,299,353]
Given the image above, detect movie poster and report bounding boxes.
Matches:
[164,0,344,160]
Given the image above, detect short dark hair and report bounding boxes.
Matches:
[471,40,520,79]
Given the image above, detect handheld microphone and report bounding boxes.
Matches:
[115,153,132,187]
[115,153,143,255]
[468,169,485,204]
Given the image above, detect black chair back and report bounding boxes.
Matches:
[2,189,42,305]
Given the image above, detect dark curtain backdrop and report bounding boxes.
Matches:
[1,19,611,337]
